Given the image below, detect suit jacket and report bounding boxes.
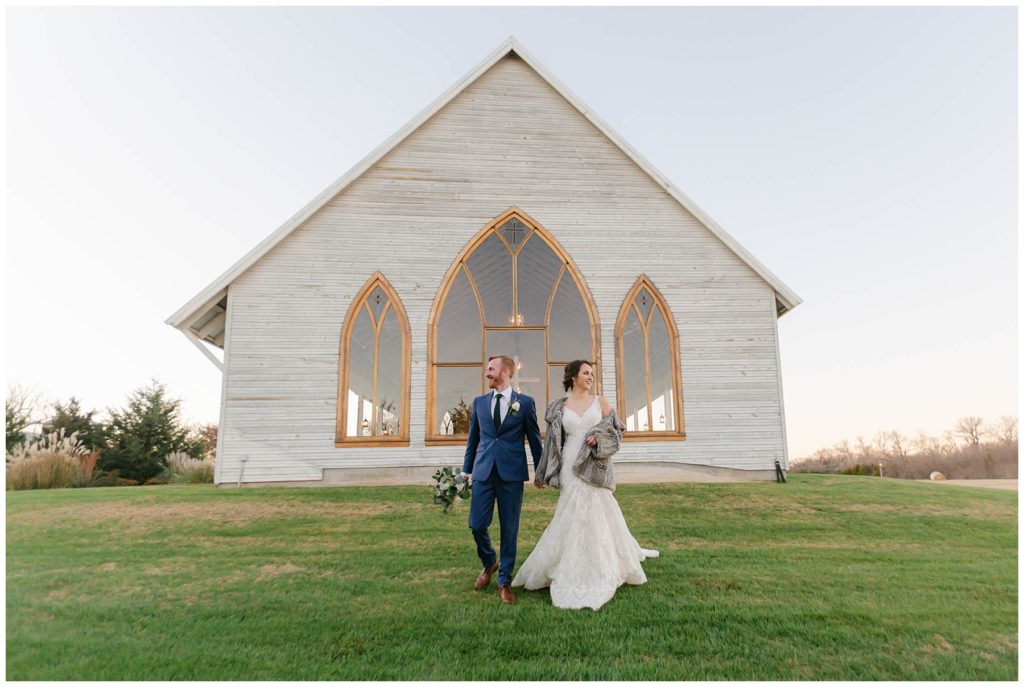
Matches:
[463,390,543,482]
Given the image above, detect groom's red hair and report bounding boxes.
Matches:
[488,355,515,375]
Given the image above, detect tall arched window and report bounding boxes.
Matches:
[615,275,685,440]
[427,209,600,443]
[336,273,411,446]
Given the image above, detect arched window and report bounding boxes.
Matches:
[336,273,411,446]
[427,209,600,443]
[615,275,685,440]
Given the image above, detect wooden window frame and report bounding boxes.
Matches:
[425,207,601,445]
[335,272,411,447]
[615,274,686,442]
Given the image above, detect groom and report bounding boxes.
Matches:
[462,354,543,604]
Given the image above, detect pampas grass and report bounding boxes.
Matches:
[6,430,92,490]
[161,451,214,484]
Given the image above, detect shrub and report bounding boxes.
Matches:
[187,423,218,462]
[98,380,206,484]
[840,462,881,477]
[6,430,91,490]
[160,452,214,484]
[41,397,106,453]
[87,470,138,487]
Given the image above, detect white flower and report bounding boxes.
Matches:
[510,400,521,413]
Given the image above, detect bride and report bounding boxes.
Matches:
[511,359,658,610]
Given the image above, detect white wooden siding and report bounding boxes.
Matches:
[219,56,787,484]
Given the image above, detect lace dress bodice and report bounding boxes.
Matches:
[559,397,602,490]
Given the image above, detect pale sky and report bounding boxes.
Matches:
[5,6,1018,459]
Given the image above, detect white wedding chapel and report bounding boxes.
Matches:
[167,38,802,487]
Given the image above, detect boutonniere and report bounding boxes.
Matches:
[510,400,521,416]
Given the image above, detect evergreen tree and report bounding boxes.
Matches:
[97,380,204,484]
[42,397,106,452]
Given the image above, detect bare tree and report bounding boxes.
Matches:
[912,430,940,455]
[834,440,853,463]
[941,430,960,455]
[5,385,45,451]
[953,416,986,451]
[887,430,909,460]
[989,416,1018,446]
[855,436,873,462]
[794,416,1018,480]
[872,431,891,458]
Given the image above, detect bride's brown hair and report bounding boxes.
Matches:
[562,360,594,392]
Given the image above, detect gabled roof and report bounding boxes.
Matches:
[167,37,802,344]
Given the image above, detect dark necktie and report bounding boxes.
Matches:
[493,392,502,431]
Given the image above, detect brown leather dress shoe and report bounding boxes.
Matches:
[498,584,516,604]
[474,562,499,591]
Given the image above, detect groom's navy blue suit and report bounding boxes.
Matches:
[463,388,543,587]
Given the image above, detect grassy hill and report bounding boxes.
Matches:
[6,473,1017,680]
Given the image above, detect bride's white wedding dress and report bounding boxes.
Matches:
[511,397,659,610]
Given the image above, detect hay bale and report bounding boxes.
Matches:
[929,471,946,481]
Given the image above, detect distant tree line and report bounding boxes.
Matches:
[791,416,1018,479]
[6,380,217,487]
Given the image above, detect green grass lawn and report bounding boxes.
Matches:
[6,473,1017,680]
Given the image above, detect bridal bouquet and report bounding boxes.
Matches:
[431,466,471,513]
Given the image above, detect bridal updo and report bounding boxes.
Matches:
[562,359,595,392]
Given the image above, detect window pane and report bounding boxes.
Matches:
[546,365,567,430]
[548,273,593,363]
[516,235,563,326]
[436,268,482,363]
[368,286,388,323]
[621,307,648,432]
[498,217,533,251]
[346,307,375,437]
[547,365,566,408]
[647,307,675,431]
[634,287,654,322]
[435,366,482,435]
[465,233,513,325]
[376,307,403,436]
[486,329,545,402]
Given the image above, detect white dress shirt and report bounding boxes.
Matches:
[489,386,512,425]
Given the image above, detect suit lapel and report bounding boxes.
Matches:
[480,394,495,437]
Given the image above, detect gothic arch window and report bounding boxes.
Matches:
[615,275,685,440]
[336,273,411,446]
[427,209,600,443]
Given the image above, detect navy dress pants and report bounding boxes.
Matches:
[468,471,524,587]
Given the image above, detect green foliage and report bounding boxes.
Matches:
[42,397,106,453]
[97,380,205,485]
[431,466,471,513]
[443,399,472,435]
[5,403,26,451]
